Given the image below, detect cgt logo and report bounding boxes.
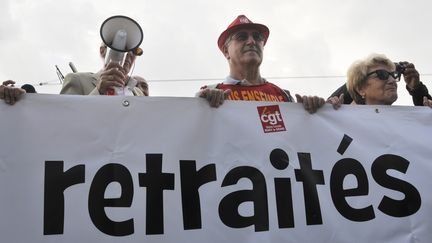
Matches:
[257,105,286,133]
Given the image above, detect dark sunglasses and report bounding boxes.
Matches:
[366,69,401,82]
[232,31,265,42]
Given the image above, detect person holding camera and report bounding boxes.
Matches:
[327,53,432,107]
[397,61,432,106]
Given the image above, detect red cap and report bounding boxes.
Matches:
[217,15,269,52]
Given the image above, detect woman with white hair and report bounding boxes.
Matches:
[329,53,432,107]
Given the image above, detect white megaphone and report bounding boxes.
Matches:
[100,15,143,65]
[100,15,143,95]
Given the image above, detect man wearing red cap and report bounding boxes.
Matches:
[198,15,338,113]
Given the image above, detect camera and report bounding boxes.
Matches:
[395,62,406,74]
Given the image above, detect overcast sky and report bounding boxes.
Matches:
[1,0,431,105]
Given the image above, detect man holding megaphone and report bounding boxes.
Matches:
[60,15,148,96]
[0,16,148,106]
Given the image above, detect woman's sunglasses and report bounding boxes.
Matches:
[366,69,401,82]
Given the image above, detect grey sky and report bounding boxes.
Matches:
[1,0,431,105]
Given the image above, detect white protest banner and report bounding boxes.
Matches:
[0,94,431,243]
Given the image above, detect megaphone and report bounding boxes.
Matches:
[100,15,143,65]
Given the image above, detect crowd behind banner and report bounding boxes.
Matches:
[0,14,431,109]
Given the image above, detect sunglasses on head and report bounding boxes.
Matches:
[366,69,401,82]
[232,31,265,42]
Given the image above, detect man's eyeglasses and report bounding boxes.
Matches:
[366,70,401,82]
[231,31,265,42]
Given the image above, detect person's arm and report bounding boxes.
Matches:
[94,63,126,95]
[0,80,26,105]
[406,81,432,106]
[423,96,432,108]
[282,89,295,102]
[399,62,432,106]
[294,94,326,113]
[197,86,231,108]
[328,83,352,104]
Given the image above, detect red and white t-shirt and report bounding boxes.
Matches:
[201,77,293,102]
